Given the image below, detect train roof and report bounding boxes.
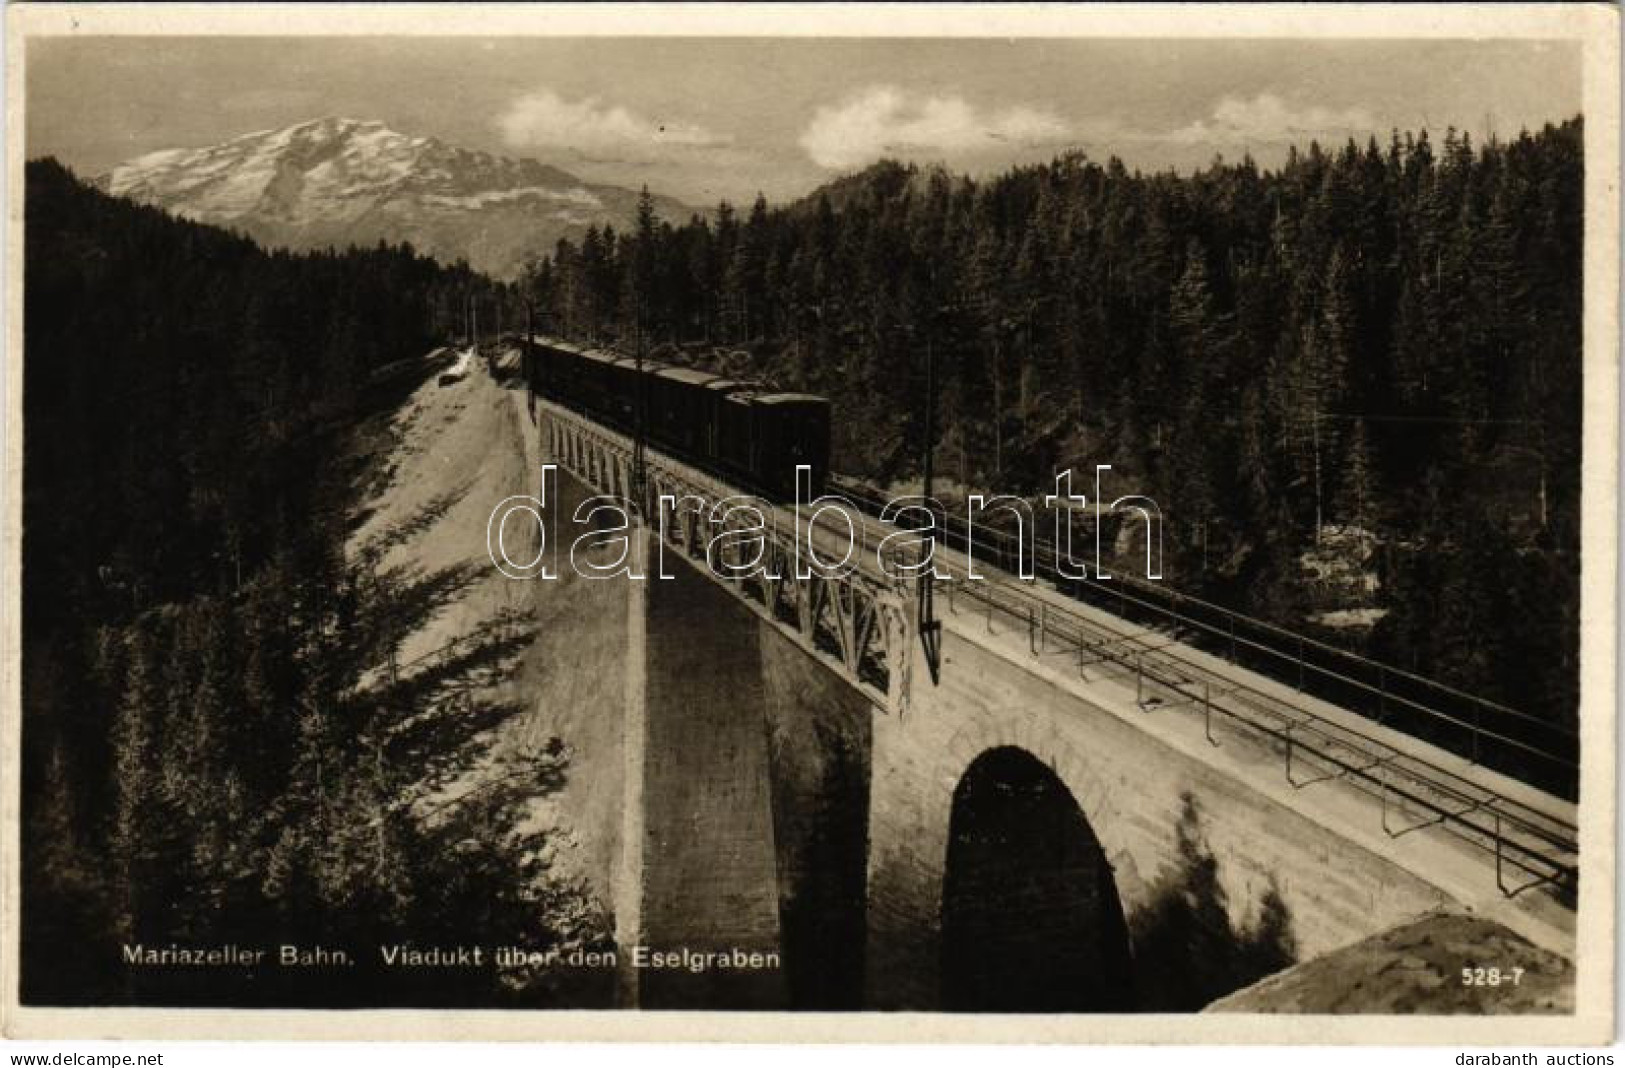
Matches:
[720,389,830,408]
[610,355,677,376]
[531,337,824,405]
[654,366,726,387]
[751,392,831,407]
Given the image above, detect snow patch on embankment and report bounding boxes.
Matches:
[349,358,629,906]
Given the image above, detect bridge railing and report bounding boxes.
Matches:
[534,397,917,715]
[935,566,1578,904]
[828,477,1579,802]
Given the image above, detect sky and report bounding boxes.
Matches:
[27,37,1582,206]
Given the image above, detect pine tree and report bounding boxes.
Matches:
[1335,418,1376,532]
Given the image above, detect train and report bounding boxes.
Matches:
[522,335,831,500]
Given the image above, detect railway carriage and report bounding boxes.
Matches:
[648,366,735,460]
[742,392,830,499]
[524,336,830,500]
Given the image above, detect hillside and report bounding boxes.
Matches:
[1206,911,1573,1014]
[20,162,595,1006]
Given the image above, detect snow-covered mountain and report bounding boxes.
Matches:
[97,117,694,279]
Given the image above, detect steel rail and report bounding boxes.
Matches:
[825,484,1573,838]
[938,567,1575,898]
[517,350,1577,898]
[817,477,1576,897]
[827,474,1577,738]
[826,476,1579,795]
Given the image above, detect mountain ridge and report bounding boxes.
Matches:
[96,116,697,279]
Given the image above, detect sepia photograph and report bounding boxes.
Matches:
[1,2,1617,1047]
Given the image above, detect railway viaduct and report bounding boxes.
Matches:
[506,389,1579,1013]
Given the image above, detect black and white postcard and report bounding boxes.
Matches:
[2,2,1617,1045]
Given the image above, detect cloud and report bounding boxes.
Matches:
[219,88,323,113]
[800,86,1072,170]
[1165,93,1378,146]
[498,89,730,160]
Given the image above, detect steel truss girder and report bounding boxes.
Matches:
[539,401,915,714]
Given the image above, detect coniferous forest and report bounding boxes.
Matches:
[21,160,596,1006]
[521,120,1583,736]
[19,114,1586,1006]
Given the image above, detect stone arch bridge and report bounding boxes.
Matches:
[515,395,1577,1012]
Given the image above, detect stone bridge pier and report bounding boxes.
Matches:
[619,543,1461,1012]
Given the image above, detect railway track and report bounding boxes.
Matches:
[515,344,1577,903]
[822,474,1578,903]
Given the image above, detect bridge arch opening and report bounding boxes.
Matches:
[941,746,1135,1012]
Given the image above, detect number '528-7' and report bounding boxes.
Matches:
[1463,967,1526,987]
